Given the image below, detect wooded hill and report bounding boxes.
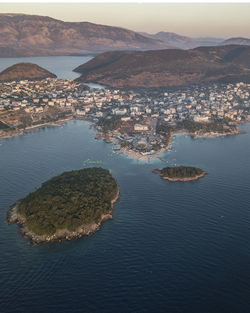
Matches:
[18,167,118,235]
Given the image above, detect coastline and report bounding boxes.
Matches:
[160,172,207,182]
[1,115,246,164]
[110,127,244,162]
[191,128,244,139]
[7,186,120,245]
[0,117,74,139]
[115,129,245,162]
[119,146,168,162]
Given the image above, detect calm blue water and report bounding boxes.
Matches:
[0,120,249,313]
[0,56,93,80]
[0,55,106,89]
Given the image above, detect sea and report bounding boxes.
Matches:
[0,56,250,313]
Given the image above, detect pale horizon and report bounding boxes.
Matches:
[0,3,250,38]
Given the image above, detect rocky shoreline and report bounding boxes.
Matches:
[1,117,245,164]
[153,168,207,182]
[191,128,244,139]
[0,117,74,139]
[160,172,207,182]
[102,128,243,163]
[7,187,120,245]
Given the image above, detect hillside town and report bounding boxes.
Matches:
[0,78,249,159]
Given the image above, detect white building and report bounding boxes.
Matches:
[134,124,149,131]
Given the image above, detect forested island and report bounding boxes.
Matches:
[7,167,119,244]
[154,166,207,182]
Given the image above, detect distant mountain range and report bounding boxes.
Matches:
[219,37,250,46]
[0,14,172,57]
[74,45,250,88]
[139,32,218,49]
[140,32,250,49]
[0,63,56,82]
[0,14,249,57]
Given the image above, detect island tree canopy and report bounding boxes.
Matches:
[18,167,118,236]
[160,166,204,178]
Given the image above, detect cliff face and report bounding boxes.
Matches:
[0,14,172,57]
[0,63,56,82]
[74,45,250,88]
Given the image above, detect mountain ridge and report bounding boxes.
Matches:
[74,45,250,88]
[219,37,250,46]
[140,32,250,49]
[0,13,173,57]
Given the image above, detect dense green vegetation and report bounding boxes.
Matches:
[156,120,172,145]
[160,166,205,178]
[97,116,121,132]
[121,141,131,148]
[176,119,235,133]
[0,121,10,130]
[156,120,172,135]
[156,118,236,138]
[18,168,118,236]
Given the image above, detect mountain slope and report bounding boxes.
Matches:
[142,32,250,50]
[74,45,250,88]
[0,63,56,82]
[140,32,224,49]
[140,32,197,49]
[0,13,173,57]
[219,37,250,46]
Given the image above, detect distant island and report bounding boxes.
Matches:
[153,166,207,182]
[0,63,56,82]
[7,167,119,244]
[74,45,250,87]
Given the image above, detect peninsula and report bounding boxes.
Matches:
[7,167,119,244]
[154,166,207,181]
[0,63,56,82]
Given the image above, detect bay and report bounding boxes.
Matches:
[0,119,249,313]
[0,55,93,80]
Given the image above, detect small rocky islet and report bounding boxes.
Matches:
[153,166,207,182]
[7,167,119,244]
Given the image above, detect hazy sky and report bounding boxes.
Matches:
[0,3,249,38]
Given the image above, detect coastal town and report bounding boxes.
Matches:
[0,77,249,160]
